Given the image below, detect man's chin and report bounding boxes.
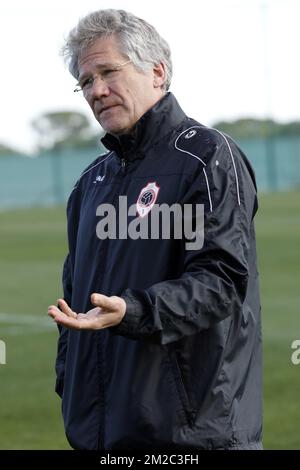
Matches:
[99,119,132,136]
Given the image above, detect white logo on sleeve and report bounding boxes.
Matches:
[136,182,160,218]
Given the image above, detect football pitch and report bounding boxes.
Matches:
[0,191,299,449]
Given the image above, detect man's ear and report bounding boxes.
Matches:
[153,62,166,89]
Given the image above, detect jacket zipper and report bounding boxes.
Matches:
[121,158,127,172]
[98,156,127,449]
[97,332,106,450]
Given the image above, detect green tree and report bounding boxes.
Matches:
[31,111,104,152]
[0,143,22,155]
[213,118,300,140]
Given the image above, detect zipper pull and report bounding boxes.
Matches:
[121,158,127,172]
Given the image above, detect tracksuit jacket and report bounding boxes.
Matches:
[55,92,262,450]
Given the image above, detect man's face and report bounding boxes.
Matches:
[77,35,165,135]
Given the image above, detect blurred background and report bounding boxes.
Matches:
[0,0,299,449]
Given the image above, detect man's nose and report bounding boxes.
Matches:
[89,76,110,99]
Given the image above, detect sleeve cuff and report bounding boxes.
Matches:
[109,292,141,336]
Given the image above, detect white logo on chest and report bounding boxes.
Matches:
[136,182,160,218]
[93,175,106,183]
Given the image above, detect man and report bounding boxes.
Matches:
[48,9,262,450]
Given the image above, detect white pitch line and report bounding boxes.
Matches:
[0,312,56,336]
[0,312,53,325]
[0,326,56,336]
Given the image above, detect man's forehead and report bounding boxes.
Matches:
[78,54,122,70]
[78,36,124,68]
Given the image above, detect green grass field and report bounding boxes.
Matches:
[0,191,299,449]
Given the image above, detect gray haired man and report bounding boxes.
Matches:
[49,9,263,451]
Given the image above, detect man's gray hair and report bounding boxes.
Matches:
[62,9,172,91]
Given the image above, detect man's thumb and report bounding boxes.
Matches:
[91,293,112,310]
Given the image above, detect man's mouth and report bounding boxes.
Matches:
[100,105,119,114]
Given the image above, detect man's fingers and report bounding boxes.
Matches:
[52,313,81,329]
[48,302,122,330]
[48,296,124,330]
[48,299,78,328]
[48,305,61,319]
[57,298,77,318]
[52,310,101,330]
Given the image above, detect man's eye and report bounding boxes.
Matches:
[81,77,93,89]
[102,69,117,76]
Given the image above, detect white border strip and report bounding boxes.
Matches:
[203,169,213,212]
[209,128,241,206]
[73,151,113,190]
[175,126,241,207]
[175,126,213,211]
[80,151,113,178]
[174,127,206,166]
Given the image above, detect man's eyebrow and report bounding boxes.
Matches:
[78,63,119,81]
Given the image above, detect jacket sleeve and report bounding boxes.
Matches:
[55,254,71,397]
[113,140,257,345]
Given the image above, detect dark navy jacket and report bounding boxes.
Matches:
[55,92,262,450]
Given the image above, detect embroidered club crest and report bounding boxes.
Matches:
[136,182,160,218]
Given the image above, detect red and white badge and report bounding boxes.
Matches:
[136,182,160,218]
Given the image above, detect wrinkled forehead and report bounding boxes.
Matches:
[78,35,126,70]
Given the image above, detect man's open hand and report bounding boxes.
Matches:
[48,294,126,330]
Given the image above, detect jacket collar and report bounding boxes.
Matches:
[101,92,186,161]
